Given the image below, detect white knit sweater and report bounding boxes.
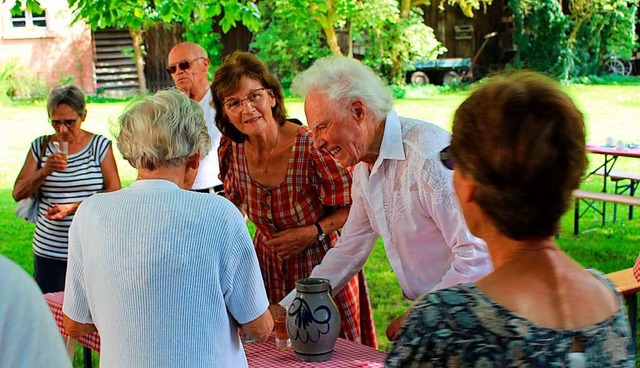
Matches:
[63,180,268,367]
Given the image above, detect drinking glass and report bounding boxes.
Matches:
[53,141,69,162]
[270,305,292,351]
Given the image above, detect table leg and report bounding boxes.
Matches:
[83,347,93,368]
[599,155,619,227]
[625,293,637,355]
[630,181,638,220]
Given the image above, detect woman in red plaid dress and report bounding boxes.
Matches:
[211,52,377,348]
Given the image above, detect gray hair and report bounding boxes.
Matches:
[291,56,393,119]
[116,89,211,170]
[47,85,86,117]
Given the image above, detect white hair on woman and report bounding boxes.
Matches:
[291,56,393,120]
[116,89,211,170]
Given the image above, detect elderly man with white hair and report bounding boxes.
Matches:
[280,57,492,340]
[62,89,272,367]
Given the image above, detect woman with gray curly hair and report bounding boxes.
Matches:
[62,89,272,367]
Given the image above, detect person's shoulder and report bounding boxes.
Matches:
[0,255,28,280]
[90,133,111,142]
[31,135,50,150]
[399,117,448,138]
[414,284,477,309]
[33,135,49,144]
[75,189,117,215]
[0,255,40,299]
[290,124,315,156]
[184,190,240,214]
[398,117,450,159]
[297,127,314,149]
[86,133,112,150]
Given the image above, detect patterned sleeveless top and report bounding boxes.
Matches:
[385,269,635,367]
[31,134,111,260]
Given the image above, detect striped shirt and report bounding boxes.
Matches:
[32,134,110,260]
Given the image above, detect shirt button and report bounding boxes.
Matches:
[262,203,270,210]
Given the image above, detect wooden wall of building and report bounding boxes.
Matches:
[422,0,513,68]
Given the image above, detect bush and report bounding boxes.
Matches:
[389,85,406,99]
[570,75,640,86]
[0,62,48,103]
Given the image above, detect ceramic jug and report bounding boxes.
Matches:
[286,278,341,362]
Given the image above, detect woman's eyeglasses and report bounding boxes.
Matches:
[50,118,78,128]
[223,88,270,113]
[440,145,454,170]
[166,57,205,74]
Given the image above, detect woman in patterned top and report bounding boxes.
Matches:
[386,72,635,367]
[211,52,377,347]
[12,85,121,293]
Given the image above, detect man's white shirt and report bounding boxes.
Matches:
[281,111,492,306]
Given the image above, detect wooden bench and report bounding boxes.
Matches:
[573,190,640,234]
[606,268,640,353]
[594,169,640,220]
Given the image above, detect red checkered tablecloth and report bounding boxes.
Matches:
[44,291,385,366]
[245,336,385,367]
[44,292,101,351]
[634,253,640,282]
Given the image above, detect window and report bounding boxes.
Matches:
[10,8,47,29]
[1,2,51,39]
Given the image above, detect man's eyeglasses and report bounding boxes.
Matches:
[223,88,271,113]
[50,118,78,129]
[440,145,454,170]
[166,57,205,74]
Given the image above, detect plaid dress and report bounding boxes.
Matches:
[224,126,377,348]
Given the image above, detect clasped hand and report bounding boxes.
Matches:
[265,225,318,260]
[46,203,76,220]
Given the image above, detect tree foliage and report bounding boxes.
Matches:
[64,0,260,32]
[250,0,332,87]
[355,0,444,84]
[509,0,638,79]
[66,0,260,63]
[253,0,491,86]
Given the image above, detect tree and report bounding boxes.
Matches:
[250,1,332,87]
[66,0,260,94]
[252,0,492,86]
[509,0,638,79]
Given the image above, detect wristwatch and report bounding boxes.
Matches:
[313,222,326,242]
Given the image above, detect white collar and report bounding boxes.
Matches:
[370,110,405,174]
[129,179,181,190]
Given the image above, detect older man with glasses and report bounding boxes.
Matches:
[280,56,493,341]
[167,42,225,194]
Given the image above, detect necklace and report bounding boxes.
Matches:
[248,127,281,174]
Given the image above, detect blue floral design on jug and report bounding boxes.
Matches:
[288,297,332,343]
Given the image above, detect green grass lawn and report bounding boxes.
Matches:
[1,83,639,365]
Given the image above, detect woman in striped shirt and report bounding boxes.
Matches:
[12,85,121,293]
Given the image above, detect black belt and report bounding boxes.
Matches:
[192,184,225,194]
